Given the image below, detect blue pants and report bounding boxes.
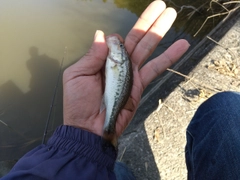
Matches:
[115,91,240,179]
[186,91,240,179]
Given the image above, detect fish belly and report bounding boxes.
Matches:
[103,59,130,136]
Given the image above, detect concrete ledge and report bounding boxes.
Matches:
[118,9,240,180]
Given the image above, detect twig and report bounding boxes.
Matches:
[178,5,199,14]
[211,0,230,12]
[194,6,240,37]
[194,11,229,37]
[0,137,42,148]
[167,68,221,92]
[0,119,28,140]
[165,0,180,8]
[206,35,221,46]
[157,99,174,112]
[223,1,240,5]
[42,48,66,144]
[206,36,237,60]
[167,68,190,79]
[119,147,126,161]
[163,104,174,112]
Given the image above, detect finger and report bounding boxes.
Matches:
[66,30,108,77]
[125,0,166,55]
[139,39,190,89]
[131,7,177,68]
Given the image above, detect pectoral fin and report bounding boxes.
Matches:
[99,96,106,113]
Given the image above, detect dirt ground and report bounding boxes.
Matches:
[118,10,240,180]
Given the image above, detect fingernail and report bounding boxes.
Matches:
[94,30,105,43]
[94,30,100,40]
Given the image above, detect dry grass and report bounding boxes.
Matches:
[194,1,240,36]
[143,16,240,179]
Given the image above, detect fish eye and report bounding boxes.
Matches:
[119,44,123,48]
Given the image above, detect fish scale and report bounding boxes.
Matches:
[103,36,133,145]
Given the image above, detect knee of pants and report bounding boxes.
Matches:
[188,91,240,130]
[186,91,240,179]
[200,91,240,113]
[186,91,240,151]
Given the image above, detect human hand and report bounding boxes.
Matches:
[63,0,190,138]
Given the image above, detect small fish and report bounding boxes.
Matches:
[102,36,133,146]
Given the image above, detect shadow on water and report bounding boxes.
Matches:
[0,46,63,161]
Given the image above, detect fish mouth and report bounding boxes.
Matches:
[106,34,124,43]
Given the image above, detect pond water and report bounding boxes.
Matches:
[0,0,229,161]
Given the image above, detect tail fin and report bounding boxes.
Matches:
[102,130,118,147]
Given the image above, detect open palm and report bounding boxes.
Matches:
[63,1,189,138]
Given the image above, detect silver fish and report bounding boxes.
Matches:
[103,36,133,145]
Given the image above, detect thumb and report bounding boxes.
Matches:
[68,30,108,76]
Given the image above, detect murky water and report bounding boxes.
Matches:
[0,0,139,160]
[0,0,229,161]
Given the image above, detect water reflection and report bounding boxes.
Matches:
[0,47,62,160]
[27,47,59,94]
[0,0,138,167]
